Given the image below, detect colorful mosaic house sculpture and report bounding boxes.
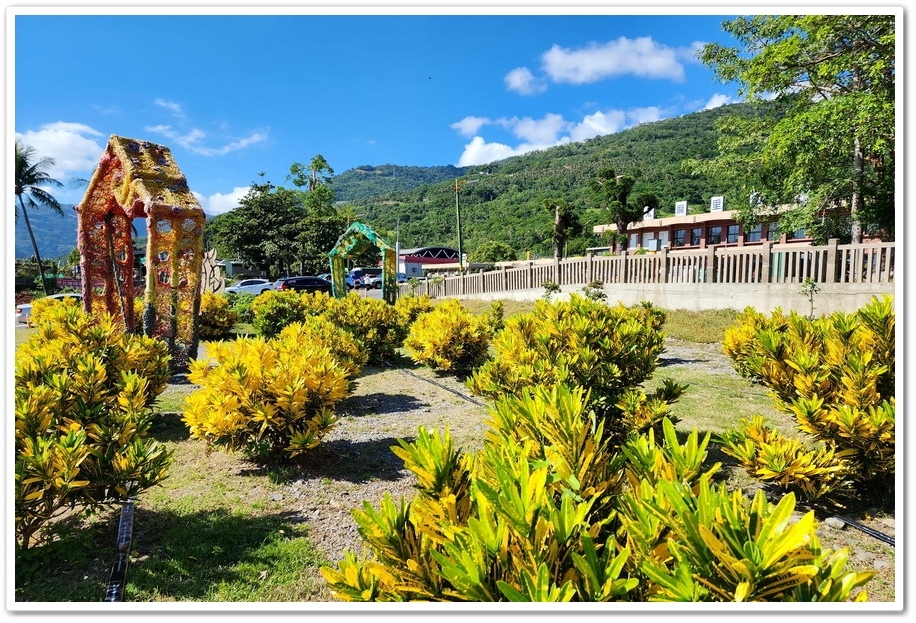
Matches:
[75,135,205,367]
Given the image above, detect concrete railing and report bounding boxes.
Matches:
[398,239,895,314]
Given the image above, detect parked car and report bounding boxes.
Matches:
[349,267,382,289]
[16,292,83,326]
[273,276,333,294]
[224,278,273,296]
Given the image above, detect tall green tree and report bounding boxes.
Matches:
[207,176,304,277]
[289,155,336,217]
[471,240,517,264]
[542,197,582,259]
[590,169,654,252]
[15,139,64,295]
[693,14,895,243]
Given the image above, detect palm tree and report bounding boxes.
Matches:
[15,139,63,295]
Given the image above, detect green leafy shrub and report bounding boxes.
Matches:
[487,300,505,333]
[183,317,363,460]
[226,291,257,324]
[720,295,895,505]
[322,386,873,602]
[403,299,493,374]
[322,293,404,364]
[198,291,238,340]
[394,294,435,333]
[468,294,682,440]
[15,302,173,550]
[251,289,307,338]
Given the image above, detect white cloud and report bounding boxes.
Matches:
[703,93,735,110]
[193,186,251,216]
[504,67,547,95]
[627,106,664,125]
[450,116,491,137]
[513,113,568,144]
[15,122,105,184]
[154,98,184,116]
[454,105,673,166]
[542,37,686,84]
[456,136,527,167]
[568,110,626,142]
[145,125,267,156]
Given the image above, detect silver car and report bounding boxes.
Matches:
[224,278,273,296]
[16,292,83,326]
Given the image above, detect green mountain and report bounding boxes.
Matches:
[331,163,468,202]
[344,102,761,259]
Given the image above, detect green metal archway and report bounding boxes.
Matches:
[328,222,397,304]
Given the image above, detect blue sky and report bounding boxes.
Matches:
[7,3,852,216]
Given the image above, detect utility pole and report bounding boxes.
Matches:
[454,179,464,271]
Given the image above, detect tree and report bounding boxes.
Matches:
[541,197,583,259]
[471,240,517,264]
[695,15,895,243]
[289,155,336,217]
[590,169,651,252]
[207,176,305,277]
[15,140,64,295]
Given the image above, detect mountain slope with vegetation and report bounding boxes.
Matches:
[343,102,766,260]
[331,164,468,202]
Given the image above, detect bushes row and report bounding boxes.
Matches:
[322,385,873,602]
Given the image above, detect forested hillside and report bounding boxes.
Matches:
[331,164,468,202]
[344,102,766,259]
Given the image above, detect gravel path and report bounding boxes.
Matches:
[273,339,739,567]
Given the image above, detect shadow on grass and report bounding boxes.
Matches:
[149,412,192,443]
[659,354,715,367]
[337,392,430,416]
[243,436,414,485]
[119,507,329,601]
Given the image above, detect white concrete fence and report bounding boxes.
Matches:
[398,239,896,315]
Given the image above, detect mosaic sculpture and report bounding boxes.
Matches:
[328,222,397,304]
[75,135,205,368]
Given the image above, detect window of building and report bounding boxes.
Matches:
[691,227,703,246]
[746,224,762,242]
[708,226,722,245]
[673,229,687,247]
[727,224,740,243]
[767,225,781,241]
[629,233,639,248]
[789,228,807,240]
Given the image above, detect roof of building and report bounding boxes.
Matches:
[398,246,459,259]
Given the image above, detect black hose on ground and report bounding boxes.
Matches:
[806,502,895,547]
[104,494,137,602]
